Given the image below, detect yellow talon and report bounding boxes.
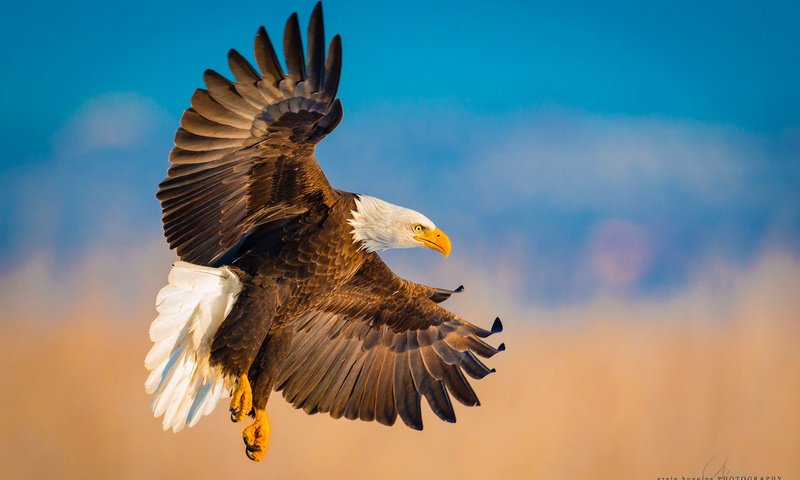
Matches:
[229,374,252,423]
[243,408,270,462]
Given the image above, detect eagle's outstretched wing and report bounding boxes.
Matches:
[157,3,343,265]
[275,254,505,430]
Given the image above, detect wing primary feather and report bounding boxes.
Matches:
[442,364,480,407]
[408,349,455,423]
[374,351,397,426]
[190,89,252,128]
[306,2,325,92]
[254,26,285,84]
[394,350,422,430]
[466,336,503,358]
[322,35,342,100]
[492,317,504,333]
[227,49,261,86]
[283,12,306,83]
[459,351,495,379]
[203,70,261,117]
[228,49,271,107]
[180,108,250,139]
[174,129,244,152]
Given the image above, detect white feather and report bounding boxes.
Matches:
[348,195,437,252]
[144,261,242,432]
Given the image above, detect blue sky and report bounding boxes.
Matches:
[1,0,798,305]
[3,0,799,141]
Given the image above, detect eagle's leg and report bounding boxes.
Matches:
[240,325,294,461]
[243,408,270,462]
[212,281,280,423]
[229,374,253,423]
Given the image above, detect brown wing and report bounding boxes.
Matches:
[276,254,505,430]
[157,3,344,265]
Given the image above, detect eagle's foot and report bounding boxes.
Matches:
[229,374,252,423]
[242,408,270,462]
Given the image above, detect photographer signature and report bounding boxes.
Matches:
[700,454,782,480]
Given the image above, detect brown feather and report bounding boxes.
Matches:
[254,26,285,85]
[394,350,422,429]
[374,351,397,426]
[357,346,389,422]
[190,89,252,128]
[173,128,244,152]
[304,3,325,93]
[180,109,250,139]
[275,253,501,429]
[282,13,306,84]
[343,348,378,420]
[203,70,261,117]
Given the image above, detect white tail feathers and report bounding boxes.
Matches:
[144,261,242,432]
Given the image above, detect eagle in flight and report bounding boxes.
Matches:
[144,2,503,462]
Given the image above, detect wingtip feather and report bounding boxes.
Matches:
[491,317,503,333]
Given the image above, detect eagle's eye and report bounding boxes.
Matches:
[413,224,425,233]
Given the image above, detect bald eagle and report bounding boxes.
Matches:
[144,2,503,462]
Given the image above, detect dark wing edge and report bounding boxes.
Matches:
[275,254,505,430]
[157,2,344,265]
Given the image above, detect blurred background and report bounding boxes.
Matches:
[1,0,798,478]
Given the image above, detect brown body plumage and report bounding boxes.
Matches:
[151,2,503,461]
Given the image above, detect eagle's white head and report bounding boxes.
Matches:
[348,195,452,257]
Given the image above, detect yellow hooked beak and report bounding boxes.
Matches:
[415,228,452,258]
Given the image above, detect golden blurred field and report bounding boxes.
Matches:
[0,247,798,479]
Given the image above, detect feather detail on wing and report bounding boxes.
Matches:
[158,2,343,265]
[144,261,243,432]
[275,254,504,430]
